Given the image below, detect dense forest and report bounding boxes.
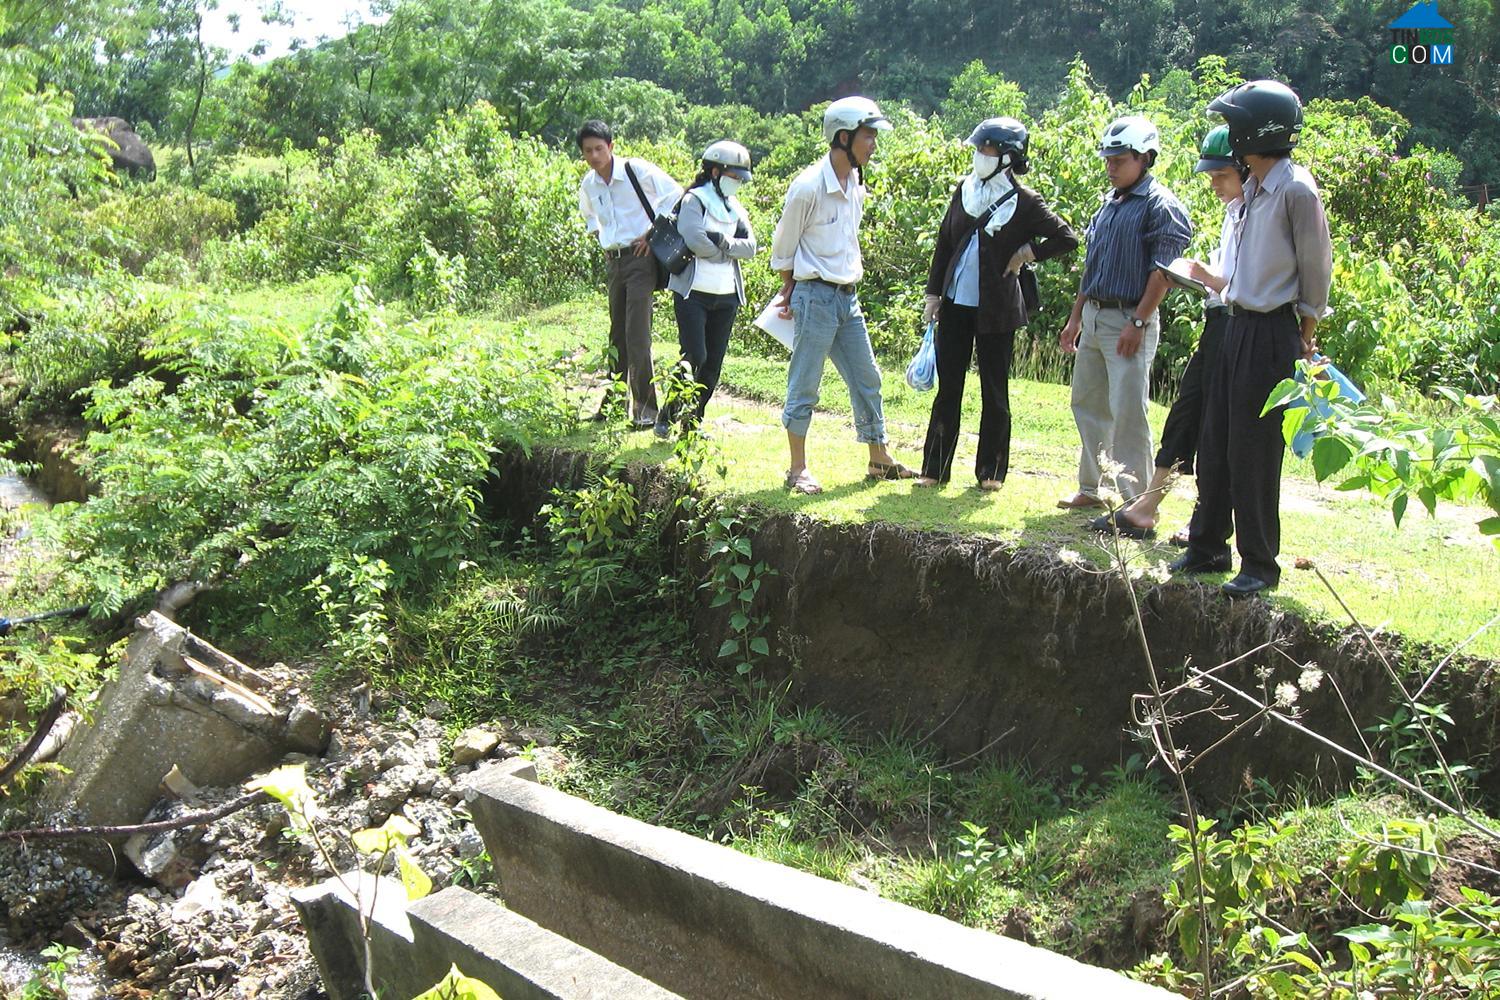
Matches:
[5,0,1499,185]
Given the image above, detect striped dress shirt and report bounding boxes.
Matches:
[1079,174,1192,303]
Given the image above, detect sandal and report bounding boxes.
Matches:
[867,461,917,481]
[784,469,823,495]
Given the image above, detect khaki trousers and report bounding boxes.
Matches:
[1069,301,1158,501]
[605,252,658,420]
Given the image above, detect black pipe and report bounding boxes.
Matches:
[0,604,90,637]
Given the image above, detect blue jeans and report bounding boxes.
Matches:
[781,281,886,443]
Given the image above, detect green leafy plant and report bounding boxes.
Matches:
[1333,818,1438,915]
[1270,372,1500,547]
[1163,817,1302,966]
[411,965,502,1000]
[539,470,641,609]
[19,943,81,1000]
[29,281,569,646]
[701,513,775,676]
[247,764,439,998]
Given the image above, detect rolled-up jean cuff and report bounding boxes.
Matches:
[782,410,813,437]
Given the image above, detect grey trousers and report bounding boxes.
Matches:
[1069,301,1159,501]
[605,252,658,420]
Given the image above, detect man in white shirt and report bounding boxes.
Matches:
[577,120,683,427]
[769,97,914,495]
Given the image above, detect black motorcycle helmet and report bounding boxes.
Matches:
[965,116,1030,175]
[1207,80,1304,158]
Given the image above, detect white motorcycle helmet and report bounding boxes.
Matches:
[1098,115,1161,157]
[701,139,753,182]
[822,96,892,144]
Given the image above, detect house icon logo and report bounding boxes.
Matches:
[1389,2,1455,65]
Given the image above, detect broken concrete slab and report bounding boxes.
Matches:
[292,875,680,1000]
[44,612,331,857]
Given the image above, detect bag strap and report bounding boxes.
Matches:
[958,186,1020,247]
[623,160,656,223]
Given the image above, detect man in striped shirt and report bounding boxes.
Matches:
[1057,116,1192,511]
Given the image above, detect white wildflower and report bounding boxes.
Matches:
[1255,666,1273,682]
[1057,547,1082,565]
[1274,682,1300,709]
[1298,664,1325,692]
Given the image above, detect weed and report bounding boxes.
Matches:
[700,512,776,677]
[20,943,81,1000]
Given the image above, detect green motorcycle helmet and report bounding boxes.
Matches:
[1194,125,1235,173]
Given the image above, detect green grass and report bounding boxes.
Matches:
[228,282,1500,659]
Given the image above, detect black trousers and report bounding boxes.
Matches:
[1186,309,1303,585]
[919,301,1016,484]
[666,290,738,424]
[1155,306,1228,475]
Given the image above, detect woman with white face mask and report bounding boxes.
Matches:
[659,140,758,437]
[915,117,1079,490]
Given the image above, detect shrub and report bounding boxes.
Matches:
[84,186,238,274]
[38,283,573,646]
[370,103,599,309]
[6,278,182,421]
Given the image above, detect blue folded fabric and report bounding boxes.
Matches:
[1289,357,1365,458]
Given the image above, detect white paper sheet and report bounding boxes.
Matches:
[752,294,796,351]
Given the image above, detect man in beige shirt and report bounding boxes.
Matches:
[769,96,913,495]
[1172,80,1333,598]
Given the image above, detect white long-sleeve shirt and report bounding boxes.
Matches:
[578,156,683,251]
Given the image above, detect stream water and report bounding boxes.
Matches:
[0,471,48,510]
[0,929,105,1000]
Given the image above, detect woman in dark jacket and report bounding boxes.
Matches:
[916,118,1079,490]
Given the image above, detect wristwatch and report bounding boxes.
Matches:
[1129,316,1146,329]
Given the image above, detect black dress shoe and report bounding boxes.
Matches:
[1168,551,1232,575]
[1222,573,1275,598]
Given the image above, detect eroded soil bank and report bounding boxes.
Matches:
[488,446,1500,803]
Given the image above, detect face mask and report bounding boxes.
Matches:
[972,151,1001,179]
[717,176,744,198]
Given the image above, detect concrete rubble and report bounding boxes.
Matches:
[44,611,331,847]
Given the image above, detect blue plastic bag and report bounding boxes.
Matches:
[1288,356,1365,458]
[904,322,937,392]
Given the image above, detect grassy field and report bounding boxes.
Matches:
[229,281,1500,659]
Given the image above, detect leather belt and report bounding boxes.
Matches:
[1223,302,1295,318]
[603,247,632,260]
[804,277,858,294]
[1087,297,1133,311]
[1205,304,1229,316]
